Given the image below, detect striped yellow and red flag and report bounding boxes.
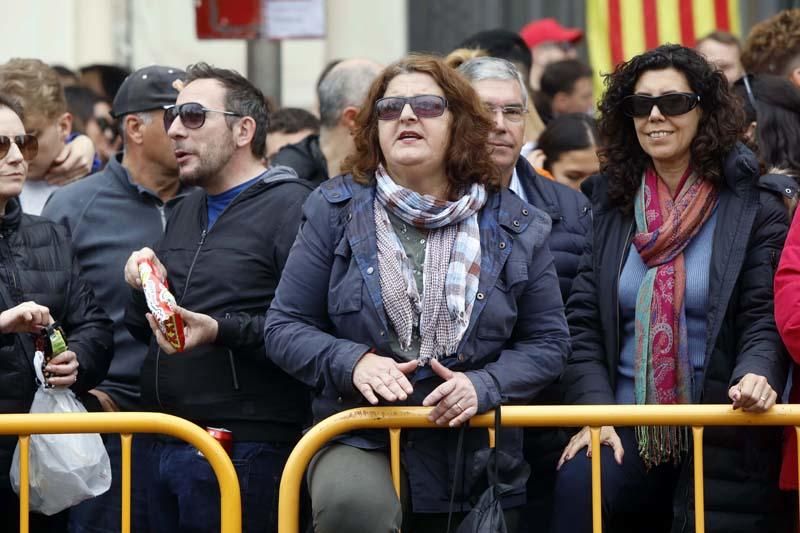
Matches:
[587,0,741,96]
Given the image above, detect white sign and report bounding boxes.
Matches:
[262,0,326,40]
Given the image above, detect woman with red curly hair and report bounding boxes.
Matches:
[265,54,569,532]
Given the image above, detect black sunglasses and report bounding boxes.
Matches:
[163,103,243,131]
[621,93,701,117]
[375,95,448,120]
[0,134,38,161]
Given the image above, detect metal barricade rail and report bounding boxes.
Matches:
[278,404,800,533]
[0,412,241,533]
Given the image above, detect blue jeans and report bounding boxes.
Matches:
[68,434,151,533]
[144,439,291,533]
[549,427,679,533]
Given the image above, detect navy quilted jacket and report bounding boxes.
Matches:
[515,157,591,303]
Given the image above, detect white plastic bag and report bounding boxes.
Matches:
[9,351,111,515]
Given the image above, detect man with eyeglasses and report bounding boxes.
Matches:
[457,56,591,532]
[122,62,312,533]
[42,64,191,533]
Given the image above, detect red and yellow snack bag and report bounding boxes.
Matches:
[138,259,186,352]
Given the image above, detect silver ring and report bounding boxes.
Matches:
[760,396,766,402]
[455,402,463,412]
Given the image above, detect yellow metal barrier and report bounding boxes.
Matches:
[278,404,800,533]
[0,412,242,533]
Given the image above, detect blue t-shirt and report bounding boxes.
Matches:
[206,175,262,229]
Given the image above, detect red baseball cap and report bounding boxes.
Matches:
[519,18,583,49]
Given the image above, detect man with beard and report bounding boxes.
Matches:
[122,63,312,533]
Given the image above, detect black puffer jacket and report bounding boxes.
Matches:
[0,197,113,486]
[564,144,789,532]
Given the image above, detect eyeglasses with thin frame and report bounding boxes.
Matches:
[0,134,38,161]
[484,103,528,123]
[163,102,243,132]
[621,92,701,118]
[375,95,448,121]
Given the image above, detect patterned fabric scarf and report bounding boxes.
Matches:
[632,166,718,467]
[374,165,486,365]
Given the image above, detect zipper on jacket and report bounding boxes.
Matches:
[157,204,167,230]
[154,229,207,411]
[226,347,240,391]
[613,222,636,375]
[178,230,207,305]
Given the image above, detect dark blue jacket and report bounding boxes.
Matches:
[264,174,570,513]
[515,157,591,302]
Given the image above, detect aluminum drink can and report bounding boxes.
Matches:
[206,427,233,456]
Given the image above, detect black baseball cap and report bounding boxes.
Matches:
[111,65,185,118]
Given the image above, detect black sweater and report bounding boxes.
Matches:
[125,167,312,442]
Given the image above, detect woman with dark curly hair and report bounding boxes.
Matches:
[265,55,570,532]
[550,44,789,533]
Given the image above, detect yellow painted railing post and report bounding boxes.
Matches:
[278,405,800,533]
[390,428,401,498]
[794,426,800,527]
[18,435,29,533]
[692,426,705,533]
[121,433,132,533]
[589,427,602,533]
[0,413,240,533]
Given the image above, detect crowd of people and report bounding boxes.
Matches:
[0,7,798,533]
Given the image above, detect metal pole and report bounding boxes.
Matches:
[247,39,282,109]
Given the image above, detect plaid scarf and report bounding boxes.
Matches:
[632,166,718,467]
[374,165,486,365]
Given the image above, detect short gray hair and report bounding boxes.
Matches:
[119,111,154,145]
[457,57,528,107]
[318,61,382,129]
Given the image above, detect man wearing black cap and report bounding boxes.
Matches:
[42,65,192,533]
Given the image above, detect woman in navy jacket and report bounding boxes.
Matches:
[264,55,569,532]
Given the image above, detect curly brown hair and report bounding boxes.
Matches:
[742,9,800,76]
[0,58,66,123]
[597,44,744,212]
[341,54,499,193]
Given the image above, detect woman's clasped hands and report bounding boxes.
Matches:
[352,354,479,427]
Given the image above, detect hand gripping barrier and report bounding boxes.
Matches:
[278,405,800,533]
[0,412,241,533]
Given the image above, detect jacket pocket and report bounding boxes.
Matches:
[327,238,363,314]
[476,260,528,340]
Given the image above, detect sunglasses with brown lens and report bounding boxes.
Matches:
[0,135,38,161]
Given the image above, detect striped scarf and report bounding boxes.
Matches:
[374,165,486,365]
[632,166,718,467]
